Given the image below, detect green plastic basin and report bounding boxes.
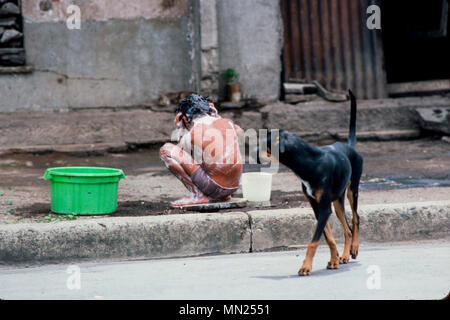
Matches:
[43,167,126,215]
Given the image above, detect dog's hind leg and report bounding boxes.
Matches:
[348,154,363,259]
[347,183,360,259]
[333,194,353,264]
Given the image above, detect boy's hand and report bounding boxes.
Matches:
[209,103,220,117]
[175,112,184,128]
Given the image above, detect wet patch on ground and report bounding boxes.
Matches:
[14,200,181,219]
[12,190,308,221]
[360,177,450,190]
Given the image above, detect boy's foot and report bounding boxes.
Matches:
[170,195,210,207]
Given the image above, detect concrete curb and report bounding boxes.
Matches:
[248,201,450,251]
[0,201,448,265]
[0,213,251,265]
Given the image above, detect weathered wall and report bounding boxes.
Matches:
[0,0,283,111]
[0,0,200,110]
[216,0,283,101]
[199,0,219,101]
[22,0,189,22]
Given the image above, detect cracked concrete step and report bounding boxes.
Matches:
[0,142,129,156]
[0,139,168,156]
[335,129,421,141]
[0,129,420,156]
[1,96,449,155]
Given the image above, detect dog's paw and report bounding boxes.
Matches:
[298,264,312,276]
[339,253,350,264]
[350,244,359,259]
[327,257,340,269]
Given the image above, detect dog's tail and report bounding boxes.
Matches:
[348,90,357,148]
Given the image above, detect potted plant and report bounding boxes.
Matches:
[222,68,241,103]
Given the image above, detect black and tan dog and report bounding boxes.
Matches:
[259,90,363,276]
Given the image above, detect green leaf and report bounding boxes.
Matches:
[221,68,240,84]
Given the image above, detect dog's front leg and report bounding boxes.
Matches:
[298,196,332,276]
[298,241,319,276]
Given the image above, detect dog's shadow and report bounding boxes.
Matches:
[252,261,361,280]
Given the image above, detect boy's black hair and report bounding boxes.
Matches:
[175,94,212,124]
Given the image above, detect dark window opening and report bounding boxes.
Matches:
[0,0,25,66]
[381,0,450,83]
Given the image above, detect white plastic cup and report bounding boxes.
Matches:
[241,172,273,202]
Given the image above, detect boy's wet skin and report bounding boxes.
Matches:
[159,94,243,207]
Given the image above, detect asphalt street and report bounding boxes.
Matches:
[0,240,449,300]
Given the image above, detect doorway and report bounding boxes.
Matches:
[381,0,450,94]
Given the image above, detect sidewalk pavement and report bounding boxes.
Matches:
[0,200,448,265]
